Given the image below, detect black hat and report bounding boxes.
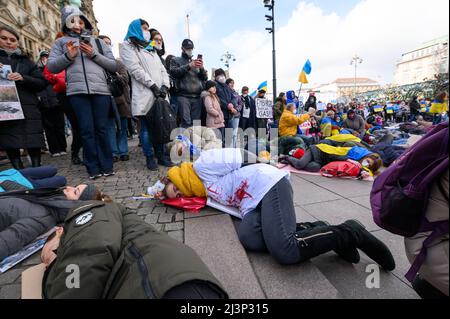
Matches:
[205,80,216,91]
[258,89,267,94]
[182,39,194,49]
[39,50,49,58]
[79,183,100,201]
[214,68,226,78]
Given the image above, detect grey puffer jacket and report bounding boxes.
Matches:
[47,9,117,96]
[0,189,81,261]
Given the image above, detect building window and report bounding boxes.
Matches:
[17,0,27,9]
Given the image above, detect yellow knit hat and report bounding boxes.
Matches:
[167,163,207,198]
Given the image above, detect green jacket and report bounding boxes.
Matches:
[43,201,227,299]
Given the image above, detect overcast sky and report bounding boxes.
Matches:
[93,0,449,93]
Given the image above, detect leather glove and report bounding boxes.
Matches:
[150,84,162,98]
[160,85,169,99]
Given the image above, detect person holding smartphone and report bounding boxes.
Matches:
[47,5,117,180]
[169,39,208,128]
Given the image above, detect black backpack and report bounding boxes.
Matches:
[145,98,177,144]
[95,39,124,97]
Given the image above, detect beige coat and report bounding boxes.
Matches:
[405,168,449,295]
[201,91,225,129]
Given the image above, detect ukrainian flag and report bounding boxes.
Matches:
[299,70,309,84]
[374,105,384,113]
[258,81,268,92]
[298,59,312,84]
[250,90,257,98]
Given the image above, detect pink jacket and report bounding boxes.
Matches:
[202,91,225,129]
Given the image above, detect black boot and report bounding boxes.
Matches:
[71,154,82,165]
[158,156,175,168]
[339,220,396,271]
[146,157,159,171]
[296,222,360,264]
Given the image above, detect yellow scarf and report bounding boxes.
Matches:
[315,144,352,156]
[167,163,207,198]
[326,134,361,143]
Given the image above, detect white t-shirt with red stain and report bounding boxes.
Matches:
[193,149,290,218]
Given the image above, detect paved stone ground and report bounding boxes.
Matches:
[0,139,419,299]
[0,138,186,299]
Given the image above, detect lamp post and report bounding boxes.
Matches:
[264,0,277,103]
[220,51,236,72]
[350,54,363,98]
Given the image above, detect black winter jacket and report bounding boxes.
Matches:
[216,81,236,121]
[0,50,47,149]
[169,53,208,98]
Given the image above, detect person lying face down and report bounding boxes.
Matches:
[0,183,110,261]
[157,148,395,271]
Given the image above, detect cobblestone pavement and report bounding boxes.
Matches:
[0,138,185,299]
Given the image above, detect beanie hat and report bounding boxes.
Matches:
[290,148,305,159]
[167,163,207,198]
[79,184,100,201]
[205,80,216,91]
[214,68,226,78]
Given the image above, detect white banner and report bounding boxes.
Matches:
[255,98,273,119]
[0,65,24,122]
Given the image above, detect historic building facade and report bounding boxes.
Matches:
[0,0,98,60]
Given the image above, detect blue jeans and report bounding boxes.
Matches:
[108,117,129,157]
[138,116,164,159]
[69,95,113,176]
[227,117,240,148]
[20,166,67,189]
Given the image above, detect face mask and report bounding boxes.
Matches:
[216,76,226,84]
[66,15,81,30]
[243,94,248,97]
[155,44,163,50]
[184,49,193,58]
[143,30,151,42]
[362,160,370,167]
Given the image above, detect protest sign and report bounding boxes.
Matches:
[0,65,24,121]
[255,98,273,119]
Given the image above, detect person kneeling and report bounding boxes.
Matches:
[160,148,395,270]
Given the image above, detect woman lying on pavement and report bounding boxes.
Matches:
[280,140,383,175]
[41,201,228,299]
[0,182,107,261]
[159,148,395,270]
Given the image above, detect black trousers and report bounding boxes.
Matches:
[57,93,82,157]
[42,108,67,155]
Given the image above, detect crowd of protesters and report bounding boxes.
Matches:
[0,3,448,300]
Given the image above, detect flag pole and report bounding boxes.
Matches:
[298,82,303,99]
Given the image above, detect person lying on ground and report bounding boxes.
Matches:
[279,142,383,176]
[157,148,395,270]
[0,183,108,261]
[0,166,67,193]
[41,201,228,299]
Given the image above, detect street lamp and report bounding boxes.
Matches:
[263,0,277,103]
[350,54,363,98]
[220,51,236,71]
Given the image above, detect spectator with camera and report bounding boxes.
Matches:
[120,19,174,171]
[0,26,47,169]
[47,5,117,180]
[169,39,208,128]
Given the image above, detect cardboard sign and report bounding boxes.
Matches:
[0,65,24,122]
[255,98,273,119]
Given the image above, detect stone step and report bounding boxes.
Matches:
[184,214,265,299]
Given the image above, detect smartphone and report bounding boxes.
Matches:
[197,54,203,61]
[80,35,91,44]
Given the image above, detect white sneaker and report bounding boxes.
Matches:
[51,153,61,158]
[60,152,68,156]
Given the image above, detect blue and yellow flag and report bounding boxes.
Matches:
[299,70,309,84]
[257,81,268,92]
[298,59,312,84]
[250,90,257,98]
[303,59,312,75]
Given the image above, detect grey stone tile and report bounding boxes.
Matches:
[294,206,319,223]
[185,215,265,299]
[316,179,374,198]
[152,207,167,215]
[248,253,341,299]
[144,214,159,225]
[311,253,419,299]
[158,213,173,224]
[348,195,372,209]
[164,222,184,232]
[303,199,380,232]
[20,252,42,266]
[290,176,342,206]
[175,213,184,222]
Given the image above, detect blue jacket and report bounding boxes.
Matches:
[215,81,236,121]
[0,169,33,193]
